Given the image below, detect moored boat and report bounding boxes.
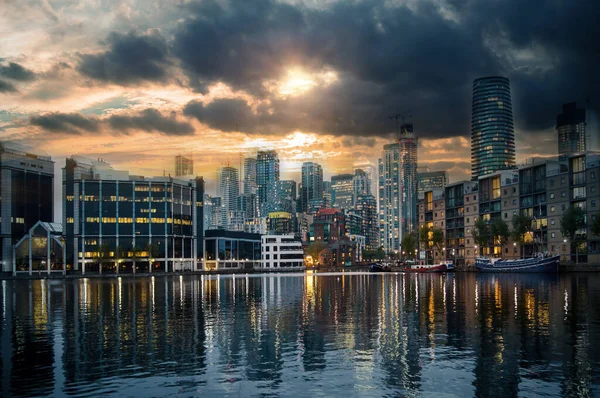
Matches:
[475,255,559,273]
[369,263,392,272]
[402,261,454,273]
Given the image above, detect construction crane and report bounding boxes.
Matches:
[389,113,413,136]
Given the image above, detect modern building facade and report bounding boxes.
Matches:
[1,143,54,272]
[175,155,193,177]
[556,102,600,157]
[260,234,304,269]
[399,126,419,235]
[63,156,204,273]
[471,76,516,179]
[353,169,371,204]
[267,212,293,235]
[257,150,280,216]
[300,162,323,213]
[203,229,261,270]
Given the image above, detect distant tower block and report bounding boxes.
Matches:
[175,155,193,176]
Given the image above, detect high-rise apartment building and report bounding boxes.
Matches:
[1,143,55,272]
[175,155,193,177]
[257,150,280,216]
[355,194,378,251]
[379,143,401,252]
[471,76,516,179]
[399,126,418,234]
[557,102,600,157]
[353,169,371,204]
[300,162,323,213]
[217,166,240,229]
[331,173,354,210]
[243,157,258,194]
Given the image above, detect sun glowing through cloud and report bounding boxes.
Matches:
[278,69,316,96]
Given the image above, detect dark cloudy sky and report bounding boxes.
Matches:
[1,0,599,191]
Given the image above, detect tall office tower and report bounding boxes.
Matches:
[353,159,376,193]
[353,169,371,204]
[331,173,354,210]
[243,157,258,194]
[417,168,448,200]
[279,180,297,215]
[1,143,55,272]
[237,193,259,219]
[379,143,401,253]
[355,194,378,251]
[217,166,240,229]
[63,156,204,273]
[323,181,332,207]
[471,76,515,179]
[203,194,213,230]
[557,102,600,156]
[300,162,323,213]
[175,155,193,176]
[257,150,280,216]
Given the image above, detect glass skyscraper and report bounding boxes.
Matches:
[471,76,516,179]
[300,162,323,213]
[256,150,280,216]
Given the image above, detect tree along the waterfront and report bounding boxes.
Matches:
[511,214,533,259]
[401,233,418,259]
[491,218,511,250]
[560,205,586,265]
[472,217,489,256]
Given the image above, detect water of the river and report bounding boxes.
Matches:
[0,272,599,397]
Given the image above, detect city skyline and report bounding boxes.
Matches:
[2,0,598,196]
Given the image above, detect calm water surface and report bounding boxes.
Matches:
[1,272,599,397]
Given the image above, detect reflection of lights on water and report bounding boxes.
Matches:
[179,275,183,307]
[452,277,456,313]
[118,277,122,311]
[82,278,89,312]
[151,276,155,310]
[514,285,518,318]
[2,280,6,320]
[475,283,479,314]
[41,279,46,315]
[564,289,569,316]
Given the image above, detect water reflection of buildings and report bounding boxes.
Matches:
[0,274,599,396]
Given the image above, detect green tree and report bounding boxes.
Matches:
[560,205,586,264]
[375,247,386,260]
[491,218,511,248]
[511,214,533,258]
[590,215,600,238]
[306,241,327,265]
[472,217,489,256]
[401,233,418,259]
[419,225,430,249]
[431,227,444,254]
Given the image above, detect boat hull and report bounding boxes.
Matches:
[369,264,391,272]
[402,264,452,273]
[475,255,560,273]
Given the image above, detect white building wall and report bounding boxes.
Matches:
[261,235,304,269]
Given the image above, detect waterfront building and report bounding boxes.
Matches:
[444,181,478,268]
[344,210,363,236]
[209,196,223,229]
[63,156,204,273]
[296,213,313,242]
[1,143,54,273]
[478,170,519,258]
[257,150,280,216]
[418,189,445,264]
[267,212,293,235]
[13,221,65,275]
[348,234,366,263]
[243,157,258,194]
[217,166,239,229]
[471,76,516,179]
[399,127,419,235]
[300,162,323,213]
[260,234,304,269]
[557,102,600,157]
[355,194,378,251]
[331,173,354,210]
[226,210,246,232]
[244,217,267,234]
[175,155,193,177]
[203,229,261,270]
[417,168,448,200]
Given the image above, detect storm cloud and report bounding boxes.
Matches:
[78,30,170,85]
[0,80,17,93]
[30,112,100,135]
[0,62,36,81]
[108,109,195,136]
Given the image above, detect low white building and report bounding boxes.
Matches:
[261,235,304,269]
